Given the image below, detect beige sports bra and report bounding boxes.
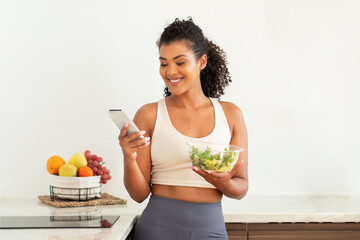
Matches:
[150,98,232,189]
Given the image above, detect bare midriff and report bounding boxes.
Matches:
[151,184,223,203]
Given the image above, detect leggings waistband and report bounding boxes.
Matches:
[143,195,225,230]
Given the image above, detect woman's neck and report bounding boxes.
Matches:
[167,92,210,110]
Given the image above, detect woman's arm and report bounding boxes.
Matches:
[191,102,248,199]
[119,103,157,203]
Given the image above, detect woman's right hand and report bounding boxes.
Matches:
[118,123,150,161]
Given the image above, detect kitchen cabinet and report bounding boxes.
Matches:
[248,223,360,240]
[226,223,360,240]
[226,223,247,240]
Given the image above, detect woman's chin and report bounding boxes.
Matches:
[167,87,183,96]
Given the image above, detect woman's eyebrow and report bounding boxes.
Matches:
[159,54,187,60]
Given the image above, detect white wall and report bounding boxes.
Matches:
[1,0,359,199]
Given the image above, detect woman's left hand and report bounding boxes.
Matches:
[191,159,244,186]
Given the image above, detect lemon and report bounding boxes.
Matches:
[59,164,77,177]
[68,153,87,169]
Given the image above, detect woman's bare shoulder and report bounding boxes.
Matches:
[219,101,244,119]
[136,102,158,114]
[133,101,158,133]
[219,101,247,146]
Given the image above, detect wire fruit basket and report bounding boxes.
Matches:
[49,174,101,201]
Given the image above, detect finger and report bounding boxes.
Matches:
[119,132,146,149]
[134,141,151,151]
[204,170,224,178]
[191,166,218,176]
[191,166,218,185]
[119,123,129,137]
[128,136,150,148]
[125,130,146,143]
[191,166,207,177]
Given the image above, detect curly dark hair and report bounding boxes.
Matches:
[157,17,232,99]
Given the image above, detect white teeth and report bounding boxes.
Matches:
[169,78,183,83]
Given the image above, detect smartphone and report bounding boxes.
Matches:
[108,109,144,139]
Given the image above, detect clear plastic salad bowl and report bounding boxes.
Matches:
[188,141,244,172]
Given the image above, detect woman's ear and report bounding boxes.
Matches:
[199,54,207,70]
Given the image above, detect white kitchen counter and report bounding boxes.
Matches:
[1,195,359,240]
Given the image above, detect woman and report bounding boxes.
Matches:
[119,17,248,240]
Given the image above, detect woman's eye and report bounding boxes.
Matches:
[160,62,184,67]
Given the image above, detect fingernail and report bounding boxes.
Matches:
[193,166,198,172]
[206,170,212,174]
[124,123,129,127]
[139,130,145,135]
[146,137,150,141]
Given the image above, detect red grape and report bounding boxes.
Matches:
[83,150,111,184]
[84,150,91,159]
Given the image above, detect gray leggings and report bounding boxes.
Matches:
[133,195,228,240]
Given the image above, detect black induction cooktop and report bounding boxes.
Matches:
[0,215,119,229]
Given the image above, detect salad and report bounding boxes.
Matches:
[190,145,239,172]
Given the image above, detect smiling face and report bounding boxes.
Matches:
[159,40,207,96]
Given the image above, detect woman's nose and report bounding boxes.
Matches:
[167,64,178,76]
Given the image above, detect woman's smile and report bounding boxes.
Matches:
[168,77,184,86]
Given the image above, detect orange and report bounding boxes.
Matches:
[47,155,66,175]
[78,166,94,177]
